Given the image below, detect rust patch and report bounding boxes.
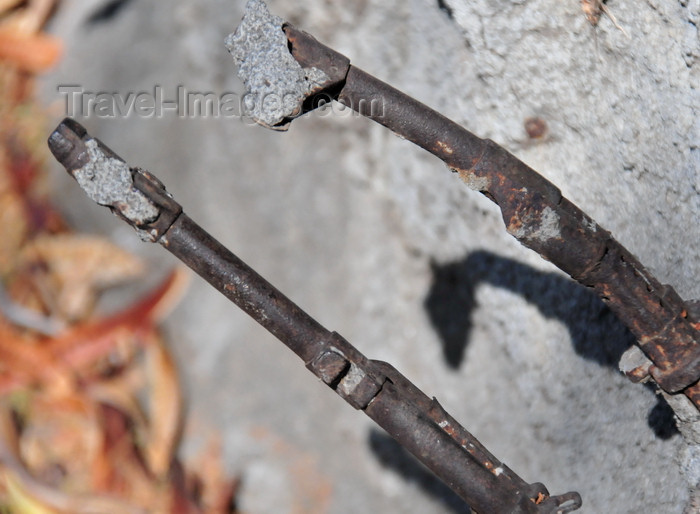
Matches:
[685,381,700,407]
[524,117,548,139]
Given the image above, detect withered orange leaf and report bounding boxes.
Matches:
[48,268,189,371]
[0,31,62,73]
[144,333,183,480]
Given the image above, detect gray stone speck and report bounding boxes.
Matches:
[534,206,561,241]
[454,167,490,191]
[74,139,158,224]
[511,205,561,242]
[338,363,365,396]
[619,345,652,377]
[225,0,329,128]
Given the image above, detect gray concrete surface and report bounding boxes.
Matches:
[41,0,698,512]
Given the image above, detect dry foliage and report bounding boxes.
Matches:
[0,2,239,512]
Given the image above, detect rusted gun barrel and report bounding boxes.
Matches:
[224,0,700,407]
[48,118,581,514]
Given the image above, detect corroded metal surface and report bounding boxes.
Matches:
[284,25,350,95]
[275,27,700,407]
[49,119,582,514]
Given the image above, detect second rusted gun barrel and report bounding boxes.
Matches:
[282,24,700,405]
[48,118,581,514]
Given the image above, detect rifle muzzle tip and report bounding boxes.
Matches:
[47,118,89,174]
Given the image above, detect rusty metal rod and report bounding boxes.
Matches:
[277,24,700,407]
[48,118,581,514]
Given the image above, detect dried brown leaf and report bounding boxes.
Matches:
[0,403,145,513]
[20,234,145,321]
[0,30,61,72]
[144,333,182,479]
[0,319,73,394]
[0,190,28,275]
[20,394,101,490]
[0,0,25,15]
[187,436,239,513]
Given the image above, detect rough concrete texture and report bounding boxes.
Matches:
[41,0,698,512]
[73,139,159,224]
[224,0,329,128]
